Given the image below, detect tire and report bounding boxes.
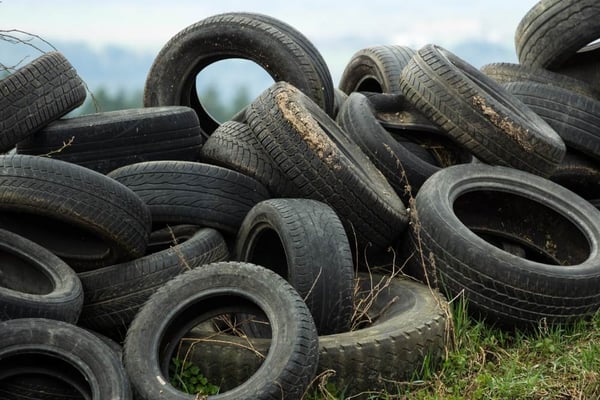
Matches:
[336,92,453,200]
[235,199,354,335]
[0,228,83,323]
[503,81,600,161]
[361,92,472,169]
[515,0,600,69]
[200,121,297,197]
[178,273,448,396]
[123,261,319,400]
[0,318,131,399]
[246,81,408,251]
[480,62,600,100]
[145,224,202,254]
[407,163,600,326]
[78,227,229,341]
[16,107,205,174]
[550,150,600,200]
[0,155,151,272]
[143,12,334,135]
[338,45,416,94]
[400,44,566,177]
[0,374,87,400]
[107,161,269,235]
[554,43,600,95]
[0,52,86,152]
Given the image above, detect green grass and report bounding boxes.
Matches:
[304,301,600,400]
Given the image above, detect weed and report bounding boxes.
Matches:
[169,357,219,396]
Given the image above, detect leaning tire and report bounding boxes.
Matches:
[0,52,86,152]
[338,45,416,94]
[0,318,131,399]
[246,81,408,251]
[0,228,83,323]
[16,106,205,174]
[123,261,319,400]
[235,199,355,335]
[407,163,600,326]
[400,44,566,176]
[78,227,229,341]
[143,12,334,135]
[515,0,600,69]
[0,155,151,272]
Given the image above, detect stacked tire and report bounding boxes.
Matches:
[0,1,599,399]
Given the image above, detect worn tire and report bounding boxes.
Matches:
[179,274,448,396]
[400,44,566,176]
[0,318,131,399]
[124,262,319,400]
[246,82,408,251]
[16,107,205,174]
[515,0,600,69]
[504,81,600,161]
[235,199,354,335]
[407,163,600,327]
[78,227,229,341]
[108,161,269,235]
[0,155,151,271]
[0,228,83,323]
[143,12,334,135]
[200,121,297,197]
[336,92,453,199]
[480,62,600,100]
[550,150,600,200]
[338,45,416,94]
[0,52,86,152]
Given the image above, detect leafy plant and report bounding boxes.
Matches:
[169,357,219,395]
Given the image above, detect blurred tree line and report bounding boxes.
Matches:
[73,84,252,122]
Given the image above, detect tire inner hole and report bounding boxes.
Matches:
[0,353,91,399]
[453,190,590,265]
[0,212,111,262]
[162,295,271,393]
[0,249,53,295]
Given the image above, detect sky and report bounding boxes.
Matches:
[1,0,539,54]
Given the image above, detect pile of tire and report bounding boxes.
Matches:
[0,0,599,398]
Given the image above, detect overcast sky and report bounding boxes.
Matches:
[1,1,539,53]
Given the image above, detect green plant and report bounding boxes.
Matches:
[169,357,220,395]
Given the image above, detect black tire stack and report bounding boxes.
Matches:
[0,2,599,398]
